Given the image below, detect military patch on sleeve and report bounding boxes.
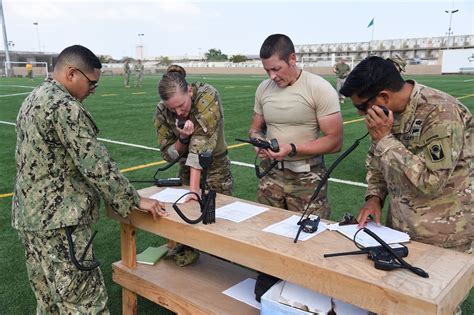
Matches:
[428,143,444,162]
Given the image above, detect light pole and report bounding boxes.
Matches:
[33,22,41,52]
[445,6,459,50]
[138,33,144,60]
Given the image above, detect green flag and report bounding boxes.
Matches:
[367,18,374,28]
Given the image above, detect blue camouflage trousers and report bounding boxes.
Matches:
[18,225,109,314]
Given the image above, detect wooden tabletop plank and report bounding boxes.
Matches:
[107,186,473,315]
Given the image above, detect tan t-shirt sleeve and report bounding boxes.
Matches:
[254,80,270,115]
[310,75,340,117]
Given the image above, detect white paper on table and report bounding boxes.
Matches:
[149,188,190,204]
[334,222,410,247]
[216,201,269,223]
[263,215,327,241]
[222,278,261,309]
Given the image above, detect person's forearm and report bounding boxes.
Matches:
[175,137,190,154]
[189,167,201,193]
[294,133,343,156]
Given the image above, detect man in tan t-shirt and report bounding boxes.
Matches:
[249,34,343,219]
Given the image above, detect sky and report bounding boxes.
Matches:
[1,0,473,60]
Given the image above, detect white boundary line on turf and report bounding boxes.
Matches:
[0,92,32,98]
[0,120,15,126]
[0,120,367,187]
[96,138,160,151]
[0,120,161,151]
[0,85,36,89]
[230,161,367,187]
[0,85,35,98]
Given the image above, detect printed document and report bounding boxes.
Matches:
[216,201,269,223]
[149,188,190,204]
[329,222,410,247]
[263,215,328,241]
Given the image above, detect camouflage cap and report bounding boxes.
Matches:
[171,245,200,267]
[387,54,407,72]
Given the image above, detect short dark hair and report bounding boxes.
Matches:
[55,45,102,72]
[259,34,295,62]
[340,56,404,98]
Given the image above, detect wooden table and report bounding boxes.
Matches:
[107,186,473,315]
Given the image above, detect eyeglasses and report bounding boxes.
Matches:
[73,67,98,89]
[353,92,379,112]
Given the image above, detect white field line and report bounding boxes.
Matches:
[0,120,160,151]
[0,120,366,187]
[0,85,36,89]
[230,161,367,187]
[0,85,35,98]
[0,120,15,126]
[0,92,32,98]
[96,138,160,151]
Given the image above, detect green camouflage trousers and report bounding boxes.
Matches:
[257,163,331,219]
[18,225,109,315]
[178,154,233,196]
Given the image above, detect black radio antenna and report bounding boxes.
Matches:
[294,132,369,243]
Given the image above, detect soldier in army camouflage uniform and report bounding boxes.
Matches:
[134,59,144,87]
[123,59,131,87]
[12,45,167,314]
[340,56,472,252]
[333,57,351,103]
[154,65,233,198]
[154,65,233,266]
[249,34,343,219]
[387,54,407,73]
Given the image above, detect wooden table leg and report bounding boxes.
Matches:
[121,223,137,314]
[122,288,137,315]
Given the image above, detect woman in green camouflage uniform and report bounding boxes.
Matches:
[154,65,233,200]
[154,65,233,266]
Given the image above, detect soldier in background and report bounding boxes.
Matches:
[387,54,407,73]
[154,64,233,266]
[340,56,472,252]
[134,59,145,87]
[249,34,343,219]
[12,45,167,314]
[333,57,351,103]
[123,59,131,87]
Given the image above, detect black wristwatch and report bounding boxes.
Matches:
[288,143,297,157]
[178,137,190,145]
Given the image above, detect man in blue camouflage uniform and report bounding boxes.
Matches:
[340,56,472,253]
[12,45,167,314]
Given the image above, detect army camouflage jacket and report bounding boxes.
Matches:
[12,79,139,231]
[365,80,472,248]
[334,63,351,79]
[154,82,228,170]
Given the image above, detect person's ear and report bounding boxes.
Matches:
[188,85,193,97]
[378,90,391,104]
[65,66,75,83]
[288,53,297,66]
